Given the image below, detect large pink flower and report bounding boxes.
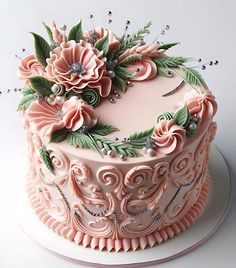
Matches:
[25,98,97,139]
[152,119,186,155]
[187,92,217,123]
[84,26,120,50]
[45,40,112,97]
[17,54,45,86]
[126,58,157,81]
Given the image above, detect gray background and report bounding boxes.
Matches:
[0,0,235,267]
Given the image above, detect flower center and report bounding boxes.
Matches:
[55,109,64,120]
[68,62,85,75]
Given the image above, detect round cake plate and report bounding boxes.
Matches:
[7,145,231,267]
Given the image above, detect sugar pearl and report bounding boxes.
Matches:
[107,150,114,157]
[55,96,65,105]
[101,148,107,155]
[147,148,156,157]
[188,121,197,131]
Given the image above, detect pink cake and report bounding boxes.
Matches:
[17,19,217,252]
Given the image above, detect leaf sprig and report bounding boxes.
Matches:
[39,146,54,173]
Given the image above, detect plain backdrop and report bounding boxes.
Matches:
[0,0,235,267]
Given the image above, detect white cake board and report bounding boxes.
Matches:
[6,145,231,267]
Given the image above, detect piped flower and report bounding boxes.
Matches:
[45,40,112,97]
[152,119,186,155]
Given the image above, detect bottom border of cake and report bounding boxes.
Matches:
[26,174,211,252]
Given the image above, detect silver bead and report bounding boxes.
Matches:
[188,121,197,131]
[55,96,65,105]
[108,70,115,78]
[60,24,67,31]
[192,114,199,123]
[115,93,120,99]
[126,81,132,86]
[147,148,156,157]
[107,150,114,157]
[109,98,115,103]
[70,96,80,101]
[101,148,107,155]
[114,137,119,141]
[142,147,147,154]
[120,154,126,161]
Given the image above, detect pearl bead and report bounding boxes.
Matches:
[101,148,107,155]
[142,147,147,154]
[60,24,67,31]
[107,150,114,157]
[115,93,121,99]
[147,148,156,157]
[55,96,65,105]
[188,121,197,131]
[192,114,199,123]
[108,70,115,78]
[120,155,126,161]
[70,96,80,101]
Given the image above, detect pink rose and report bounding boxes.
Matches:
[17,54,45,86]
[187,92,217,123]
[152,119,186,155]
[25,98,97,139]
[118,43,165,62]
[126,58,157,81]
[62,98,97,131]
[45,40,112,97]
[84,27,120,50]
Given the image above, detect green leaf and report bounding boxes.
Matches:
[119,54,142,66]
[158,42,180,51]
[153,56,189,68]
[65,91,82,99]
[158,67,173,78]
[17,94,36,111]
[68,20,83,42]
[173,104,190,127]
[128,127,154,149]
[39,146,54,173]
[114,66,133,80]
[30,32,50,67]
[112,75,127,92]
[42,22,53,42]
[50,128,69,143]
[118,21,152,55]
[90,124,119,136]
[67,132,93,148]
[22,87,36,96]
[182,67,205,86]
[82,89,101,107]
[157,112,174,122]
[94,31,109,54]
[28,76,53,96]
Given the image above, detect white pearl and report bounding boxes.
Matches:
[51,84,59,94]
[55,96,65,105]
[47,96,55,105]
[70,96,80,101]
[101,148,107,155]
[142,147,147,154]
[147,148,156,157]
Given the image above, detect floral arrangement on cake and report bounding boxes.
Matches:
[17,19,217,165]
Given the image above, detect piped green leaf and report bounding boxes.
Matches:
[112,75,127,92]
[30,32,50,67]
[17,94,36,111]
[94,31,109,54]
[42,22,53,42]
[50,128,69,143]
[119,54,142,66]
[114,66,133,80]
[158,42,180,51]
[22,87,36,96]
[182,67,205,86]
[28,76,53,96]
[153,56,189,68]
[173,104,190,127]
[157,67,173,78]
[68,20,83,42]
[39,146,54,173]
[90,124,119,136]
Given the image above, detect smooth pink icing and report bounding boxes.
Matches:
[45,40,111,97]
[84,27,120,50]
[17,54,45,86]
[152,119,186,155]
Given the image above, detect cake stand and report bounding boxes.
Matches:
[5,145,231,267]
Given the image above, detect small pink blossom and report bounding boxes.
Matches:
[17,54,45,86]
[152,119,186,155]
[51,20,65,44]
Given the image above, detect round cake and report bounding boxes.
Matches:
[17,19,217,252]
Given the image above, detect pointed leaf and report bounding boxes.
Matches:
[182,67,205,86]
[91,124,119,136]
[22,87,36,96]
[119,54,142,66]
[158,67,173,77]
[17,94,36,111]
[153,56,189,68]
[94,31,109,54]
[39,146,54,173]
[112,75,127,92]
[42,22,53,42]
[50,128,69,143]
[28,76,53,96]
[114,66,133,80]
[173,104,190,127]
[68,20,83,42]
[30,32,50,67]
[158,42,180,50]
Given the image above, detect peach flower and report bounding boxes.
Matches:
[62,98,97,131]
[25,98,97,139]
[126,58,157,81]
[17,54,45,86]
[152,119,186,155]
[51,20,64,44]
[45,40,112,97]
[84,26,120,50]
[118,43,165,62]
[187,92,217,123]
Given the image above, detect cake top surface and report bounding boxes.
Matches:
[17,18,218,165]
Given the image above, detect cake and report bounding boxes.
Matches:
[17,19,218,252]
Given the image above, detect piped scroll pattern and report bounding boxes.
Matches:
[31,122,216,241]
